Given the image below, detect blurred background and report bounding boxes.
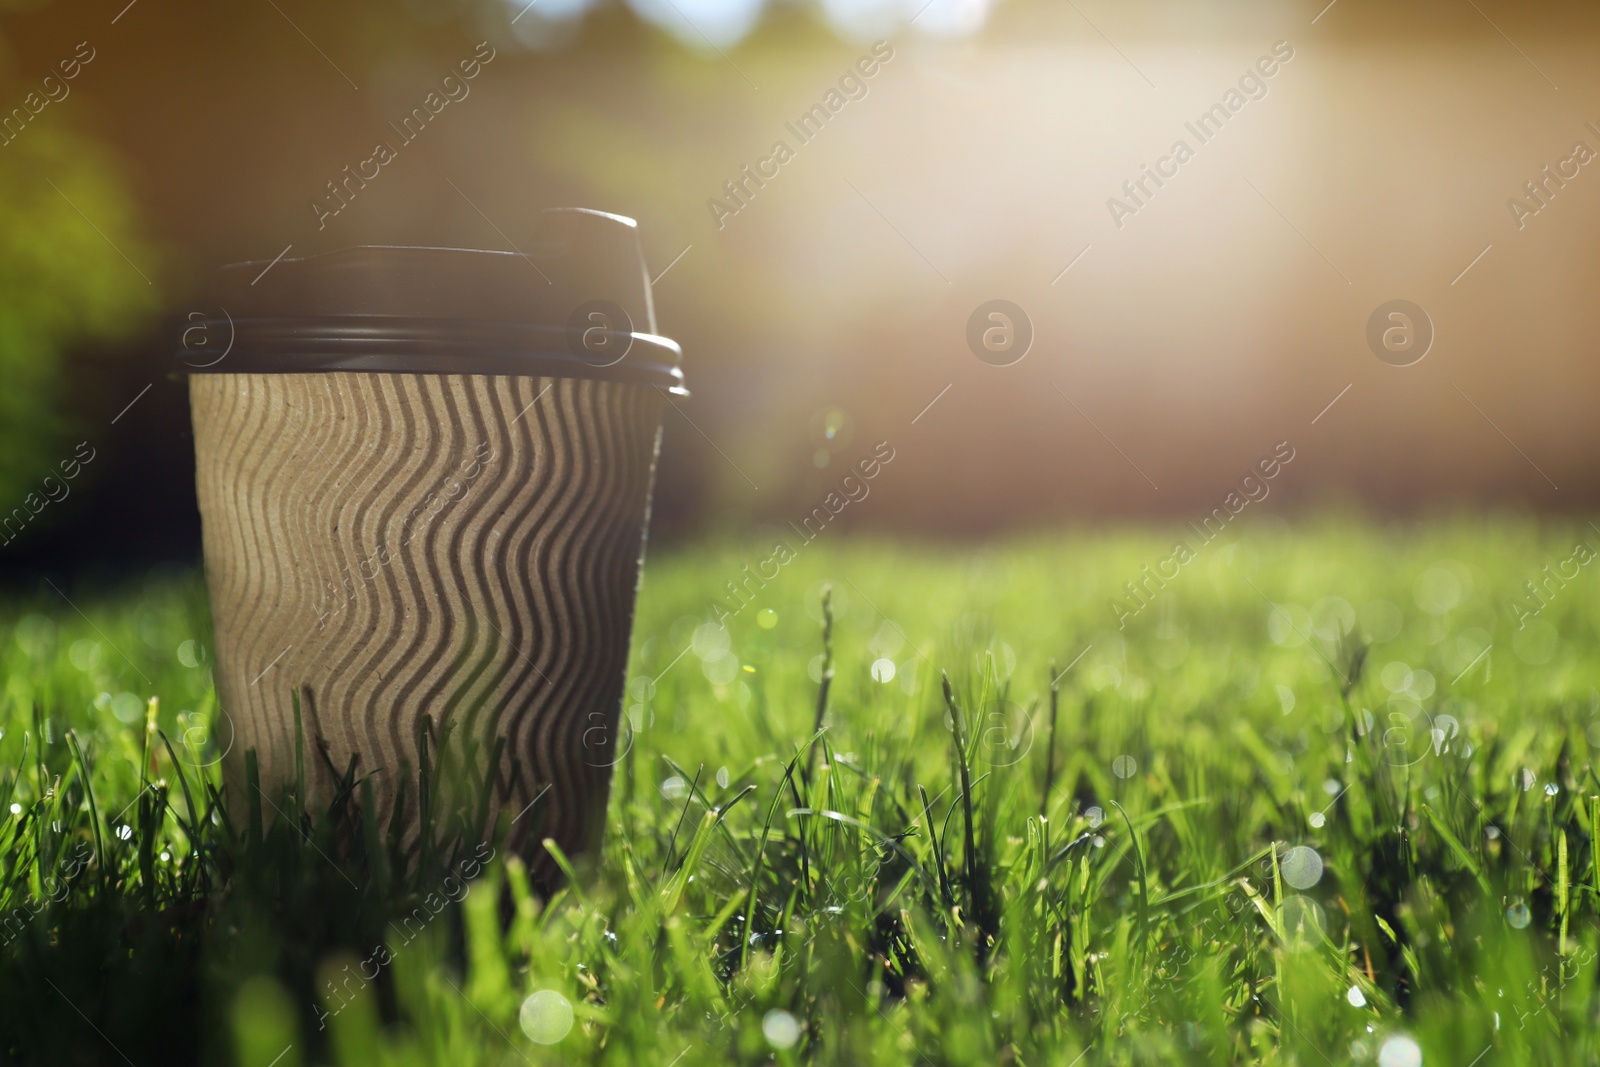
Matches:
[1,0,1597,576]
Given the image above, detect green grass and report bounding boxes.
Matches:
[3,516,1599,1065]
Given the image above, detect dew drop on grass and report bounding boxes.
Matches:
[69,639,103,672]
[1430,714,1461,754]
[1506,901,1531,929]
[871,658,896,683]
[763,1009,800,1050]
[1485,825,1500,840]
[13,614,55,659]
[1279,896,1325,946]
[1414,565,1463,615]
[519,990,574,1045]
[1311,596,1355,641]
[1267,605,1311,647]
[8,803,19,815]
[1088,664,1120,691]
[116,824,133,841]
[691,621,730,660]
[1378,1033,1422,1067]
[1347,985,1367,1007]
[716,766,730,789]
[1309,813,1326,829]
[867,620,906,659]
[1281,846,1324,890]
[701,650,739,686]
[1380,661,1411,693]
[1112,755,1137,779]
[661,777,688,801]
[1084,806,1104,828]
[111,692,144,725]
[1544,783,1559,797]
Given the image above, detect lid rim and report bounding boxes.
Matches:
[175,315,684,390]
[178,353,687,394]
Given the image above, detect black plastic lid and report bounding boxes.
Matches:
[177,208,685,394]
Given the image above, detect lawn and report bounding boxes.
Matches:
[2,516,1597,1066]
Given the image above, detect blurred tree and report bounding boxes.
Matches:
[0,116,158,524]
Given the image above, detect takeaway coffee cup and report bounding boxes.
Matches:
[180,209,683,884]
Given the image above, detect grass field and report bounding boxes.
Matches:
[2,516,1598,1066]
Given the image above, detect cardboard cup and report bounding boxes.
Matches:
[181,210,683,883]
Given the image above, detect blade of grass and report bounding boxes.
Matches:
[1111,799,1148,951]
[64,730,105,888]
